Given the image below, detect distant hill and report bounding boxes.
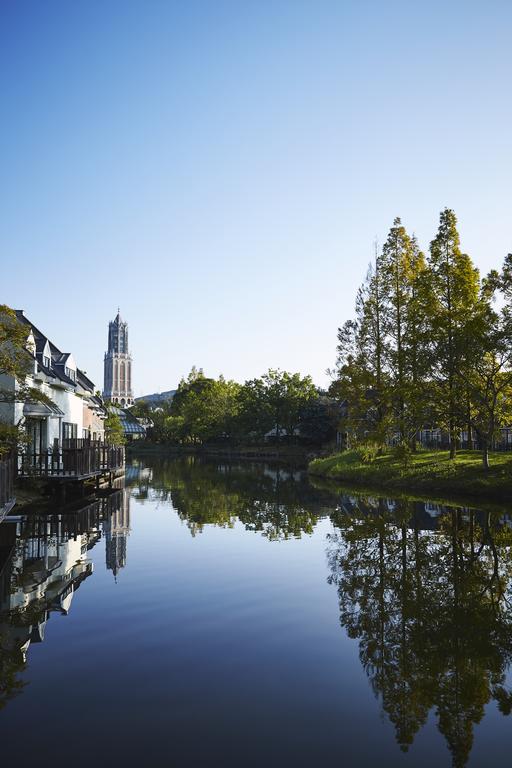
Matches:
[136,389,176,405]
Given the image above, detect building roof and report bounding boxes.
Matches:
[23,399,65,417]
[77,369,95,391]
[15,310,95,394]
[109,406,146,435]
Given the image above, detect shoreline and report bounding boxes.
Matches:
[308,449,512,506]
[127,442,317,466]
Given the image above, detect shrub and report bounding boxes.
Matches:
[357,441,381,464]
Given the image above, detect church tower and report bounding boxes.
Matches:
[103,310,133,406]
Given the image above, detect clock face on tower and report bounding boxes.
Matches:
[103,311,134,407]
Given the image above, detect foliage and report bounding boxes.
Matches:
[310,449,512,503]
[428,209,481,457]
[140,455,334,540]
[0,422,26,457]
[357,441,381,464]
[140,367,325,447]
[0,305,31,384]
[104,410,126,445]
[330,209,512,468]
[239,369,316,441]
[297,394,339,444]
[0,304,53,452]
[327,499,512,766]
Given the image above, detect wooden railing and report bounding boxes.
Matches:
[0,451,16,507]
[18,442,125,479]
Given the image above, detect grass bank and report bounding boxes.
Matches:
[309,449,512,503]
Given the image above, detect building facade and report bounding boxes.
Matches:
[103,311,133,406]
[0,310,106,451]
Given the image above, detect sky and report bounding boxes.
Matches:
[1,0,512,396]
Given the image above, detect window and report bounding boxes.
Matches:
[43,355,51,368]
[65,367,76,382]
[62,422,77,439]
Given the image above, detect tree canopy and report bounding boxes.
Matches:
[330,209,512,467]
[138,367,332,447]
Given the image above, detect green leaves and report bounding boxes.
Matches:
[104,410,126,445]
[155,367,318,445]
[332,209,512,467]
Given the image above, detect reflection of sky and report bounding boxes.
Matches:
[0,486,508,767]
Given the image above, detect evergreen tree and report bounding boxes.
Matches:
[334,249,390,446]
[427,209,480,458]
[462,262,512,467]
[380,219,429,445]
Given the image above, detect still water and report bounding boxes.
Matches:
[0,456,511,767]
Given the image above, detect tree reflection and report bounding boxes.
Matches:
[327,497,512,767]
[146,456,332,539]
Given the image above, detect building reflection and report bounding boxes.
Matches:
[0,488,131,710]
[104,488,131,578]
[327,495,512,768]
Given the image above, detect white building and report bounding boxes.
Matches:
[0,310,106,452]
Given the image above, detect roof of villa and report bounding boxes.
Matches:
[15,310,95,394]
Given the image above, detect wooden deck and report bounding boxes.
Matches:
[17,442,125,482]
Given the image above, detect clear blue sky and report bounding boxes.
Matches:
[2,0,511,396]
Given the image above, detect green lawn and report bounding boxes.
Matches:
[309,449,512,503]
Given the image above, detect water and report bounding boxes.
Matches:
[0,456,510,767]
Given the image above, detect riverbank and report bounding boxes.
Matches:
[127,442,321,465]
[309,449,512,503]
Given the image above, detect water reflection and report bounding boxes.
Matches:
[0,488,130,709]
[1,458,512,767]
[327,494,512,768]
[135,456,334,539]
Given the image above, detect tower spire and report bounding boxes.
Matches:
[103,311,133,407]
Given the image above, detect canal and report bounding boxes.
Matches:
[0,456,510,767]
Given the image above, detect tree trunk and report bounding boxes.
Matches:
[482,439,490,470]
[449,419,457,459]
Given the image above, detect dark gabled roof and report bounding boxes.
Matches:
[77,369,95,392]
[54,370,77,387]
[35,335,50,355]
[89,396,107,414]
[53,352,71,365]
[36,360,56,379]
[15,310,94,392]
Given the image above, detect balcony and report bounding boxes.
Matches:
[17,440,125,481]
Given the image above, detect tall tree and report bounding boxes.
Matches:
[427,209,480,458]
[380,219,429,445]
[462,259,512,467]
[334,249,391,446]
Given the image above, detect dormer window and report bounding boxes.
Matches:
[65,367,76,382]
[26,331,36,356]
[42,340,52,369]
